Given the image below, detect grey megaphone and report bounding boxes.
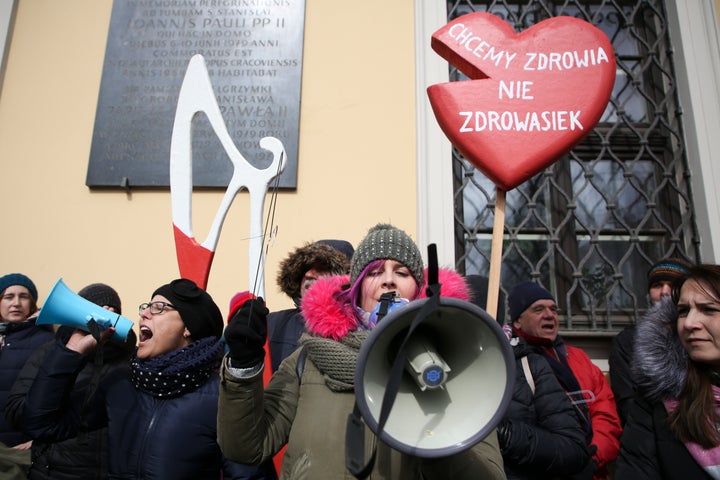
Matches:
[36,278,134,342]
[354,296,514,458]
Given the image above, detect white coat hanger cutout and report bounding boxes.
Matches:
[170,53,286,295]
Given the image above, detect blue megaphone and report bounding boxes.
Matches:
[36,278,134,342]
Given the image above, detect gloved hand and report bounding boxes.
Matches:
[495,419,511,452]
[224,296,269,368]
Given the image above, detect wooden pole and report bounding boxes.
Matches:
[485,187,506,320]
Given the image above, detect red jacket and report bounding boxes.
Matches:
[562,345,621,479]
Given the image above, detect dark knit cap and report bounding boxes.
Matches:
[508,281,555,322]
[317,239,354,261]
[350,224,424,285]
[647,258,690,287]
[78,283,122,315]
[0,273,37,301]
[277,240,353,300]
[152,279,223,340]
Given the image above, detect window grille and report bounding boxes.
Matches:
[448,0,700,331]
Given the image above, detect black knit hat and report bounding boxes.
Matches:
[78,283,122,315]
[350,223,424,285]
[508,281,555,322]
[277,241,353,300]
[316,239,354,262]
[152,279,223,340]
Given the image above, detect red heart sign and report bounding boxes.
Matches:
[427,12,616,191]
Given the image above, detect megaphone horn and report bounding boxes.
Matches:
[354,297,515,458]
[36,279,134,342]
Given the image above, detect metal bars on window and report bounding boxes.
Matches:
[448,0,700,330]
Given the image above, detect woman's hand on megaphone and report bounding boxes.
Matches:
[66,327,115,354]
[224,296,268,369]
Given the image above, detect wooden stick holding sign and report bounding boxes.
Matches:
[427,12,616,319]
[486,189,505,319]
[170,54,286,293]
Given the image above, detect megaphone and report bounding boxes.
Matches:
[354,296,514,458]
[36,279,134,342]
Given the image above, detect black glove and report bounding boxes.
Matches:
[496,419,511,452]
[224,297,269,368]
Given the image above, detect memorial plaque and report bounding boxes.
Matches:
[87,0,305,188]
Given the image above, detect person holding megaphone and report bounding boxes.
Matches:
[218,223,506,480]
[15,278,277,480]
[5,282,136,480]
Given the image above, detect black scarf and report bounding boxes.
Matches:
[0,319,38,334]
[130,337,223,398]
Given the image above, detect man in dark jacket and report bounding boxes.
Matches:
[498,335,591,479]
[266,239,353,372]
[508,281,621,480]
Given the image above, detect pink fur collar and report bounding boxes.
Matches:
[300,268,470,340]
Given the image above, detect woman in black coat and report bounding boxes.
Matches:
[614,265,720,479]
[498,335,592,479]
[18,278,276,480]
[0,273,54,451]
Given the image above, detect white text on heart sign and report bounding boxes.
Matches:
[448,22,611,133]
[448,23,611,71]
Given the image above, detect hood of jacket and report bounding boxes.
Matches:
[300,268,471,340]
[633,297,688,402]
[277,241,351,302]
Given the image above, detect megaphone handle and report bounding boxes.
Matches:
[377,289,440,429]
[426,244,438,293]
[86,318,101,340]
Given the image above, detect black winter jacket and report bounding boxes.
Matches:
[19,341,275,480]
[5,333,134,480]
[267,307,305,372]
[500,338,591,479]
[608,325,635,425]
[0,322,54,446]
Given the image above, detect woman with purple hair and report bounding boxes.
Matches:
[218,223,505,480]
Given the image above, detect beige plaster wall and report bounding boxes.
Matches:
[0,0,418,317]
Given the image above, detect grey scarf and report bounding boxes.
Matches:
[300,330,369,392]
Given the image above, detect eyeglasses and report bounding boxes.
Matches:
[138,301,176,315]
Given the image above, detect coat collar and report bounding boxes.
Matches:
[300,268,471,340]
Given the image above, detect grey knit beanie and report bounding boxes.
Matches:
[350,223,424,285]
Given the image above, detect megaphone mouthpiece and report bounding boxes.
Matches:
[403,332,451,391]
